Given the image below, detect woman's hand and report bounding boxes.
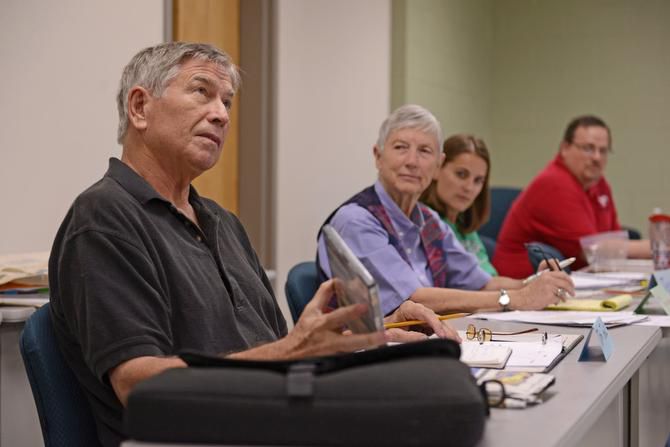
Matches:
[384,300,461,343]
[513,271,575,310]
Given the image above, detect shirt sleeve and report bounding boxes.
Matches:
[319,204,424,315]
[57,229,173,380]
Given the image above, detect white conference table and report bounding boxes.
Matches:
[123,318,663,447]
[466,319,661,447]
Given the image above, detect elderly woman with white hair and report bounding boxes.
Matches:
[317,105,574,316]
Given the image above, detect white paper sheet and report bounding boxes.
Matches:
[470,310,648,326]
[570,271,647,290]
[634,315,670,327]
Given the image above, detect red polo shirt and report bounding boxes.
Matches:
[493,155,620,278]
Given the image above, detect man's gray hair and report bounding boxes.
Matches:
[116,42,241,144]
[376,104,443,150]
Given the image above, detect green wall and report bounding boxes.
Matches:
[392,0,494,138]
[393,0,670,235]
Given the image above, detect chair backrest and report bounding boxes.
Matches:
[526,242,568,273]
[478,187,522,241]
[285,261,318,323]
[480,234,496,260]
[623,225,642,240]
[19,303,101,447]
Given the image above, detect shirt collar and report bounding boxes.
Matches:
[552,154,607,196]
[374,180,425,231]
[105,157,205,208]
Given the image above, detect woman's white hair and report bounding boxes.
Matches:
[376,104,442,150]
[116,42,241,144]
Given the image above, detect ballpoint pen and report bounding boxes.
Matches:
[522,257,577,285]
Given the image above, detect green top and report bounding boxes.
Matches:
[445,220,498,276]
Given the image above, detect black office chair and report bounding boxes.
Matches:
[479,187,522,241]
[623,226,642,240]
[526,242,569,273]
[285,261,319,323]
[19,303,101,447]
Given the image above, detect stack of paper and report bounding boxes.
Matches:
[0,252,49,287]
[571,271,649,298]
[472,310,648,327]
[0,252,49,307]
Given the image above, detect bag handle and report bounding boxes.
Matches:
[286,363,316,399]
[180,338,461,375]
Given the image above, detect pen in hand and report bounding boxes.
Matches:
[522,257,576,285]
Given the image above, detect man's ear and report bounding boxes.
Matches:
[127,86,152,131]
[559,140,570,156]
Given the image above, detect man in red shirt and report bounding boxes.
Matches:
[493,115,650,278]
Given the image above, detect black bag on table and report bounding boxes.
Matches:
[125,339,486,446]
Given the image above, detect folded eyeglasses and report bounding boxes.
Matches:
[465,323,538,343]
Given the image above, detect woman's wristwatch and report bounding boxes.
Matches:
[498,289,511,312]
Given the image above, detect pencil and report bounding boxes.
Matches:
[384,312,470,329]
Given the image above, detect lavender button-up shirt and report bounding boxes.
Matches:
[317,181,491,315]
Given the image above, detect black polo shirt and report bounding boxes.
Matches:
[49,158,287,447]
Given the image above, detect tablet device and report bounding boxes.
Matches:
[323,224,384,334]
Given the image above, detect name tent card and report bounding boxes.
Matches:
[578,317,614,362]
[634,269,670,314]
[650,269,670,315]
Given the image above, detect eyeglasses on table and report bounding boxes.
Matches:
[465,323,538,343]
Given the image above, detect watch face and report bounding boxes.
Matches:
[499,292,510,306]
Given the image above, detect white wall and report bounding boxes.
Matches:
[274,0,391,323]
[0,0,164,254]
[393,0,494,139]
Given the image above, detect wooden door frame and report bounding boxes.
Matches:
[172,0,241,215]
[167,0,275,268]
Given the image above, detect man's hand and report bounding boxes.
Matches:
[513,271,575,310]
[282,280,386,358]
[384,300,461,343]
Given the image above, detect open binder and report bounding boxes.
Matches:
[503,333,584,373]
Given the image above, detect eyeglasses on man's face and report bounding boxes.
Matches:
[571,141,611,157]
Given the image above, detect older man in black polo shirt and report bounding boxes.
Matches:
[48,42,456,447]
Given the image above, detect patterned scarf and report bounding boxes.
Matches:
[318,185,448,287]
